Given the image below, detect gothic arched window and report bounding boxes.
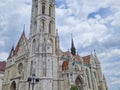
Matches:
[49,22,52,34]
[49,5,52,16]
[46,39,53,53]
[32,39,36,53]
[18,63,23,75]
[86,69,91,89]
[42,19,45,30]
[75,76,83,90]
[42,3,45,14]
[10,81,16,90]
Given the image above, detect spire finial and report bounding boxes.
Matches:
[23,24,25,32]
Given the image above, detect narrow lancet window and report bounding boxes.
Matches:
[42,3,45,14]
[32,39,36,53]
[30,61,33,75]
[42,19,45,30]
[49,6,52,16]
[49,22,52,34]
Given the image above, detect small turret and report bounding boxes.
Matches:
[94,49,100,64]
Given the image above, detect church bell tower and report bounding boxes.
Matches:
[28,0,59,90]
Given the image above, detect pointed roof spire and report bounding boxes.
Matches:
[7,45,15,59]
[71,34,76,55]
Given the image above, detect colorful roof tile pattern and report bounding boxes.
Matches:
[61,51,91,71]
[82,55,91,65]
[62,60,69,71]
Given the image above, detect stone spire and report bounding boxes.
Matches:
[71,37,76,55]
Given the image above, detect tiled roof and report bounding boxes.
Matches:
[61,51,83,71]
[15,31,25,55]
[62,51,71,57]
[74,55,81,61]
[0,61,6,71]
[82,55,91,64]
[7,46,15,59]
[61,52,91,71]
[62,60,69,71]
[7,31,26,59]
[62,51,82,61]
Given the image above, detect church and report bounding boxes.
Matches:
[2,0,108,90]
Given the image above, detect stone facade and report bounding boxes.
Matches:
[0,61,6,90]
[0,72,4,90]
[2,0,108,90]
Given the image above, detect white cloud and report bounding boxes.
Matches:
[0,52,8,61]
[111,12,120,27]
[99,49,120,61]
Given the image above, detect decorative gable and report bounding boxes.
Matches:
[14,31,28,56]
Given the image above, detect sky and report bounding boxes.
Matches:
[0,0,120,90]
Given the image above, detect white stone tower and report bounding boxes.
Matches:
[28,0,59,90]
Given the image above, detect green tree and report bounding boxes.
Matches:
[70,85,78,90]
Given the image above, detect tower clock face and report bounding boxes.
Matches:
[18,63,23,75]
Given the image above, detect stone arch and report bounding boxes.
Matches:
[46,39,53,53]
[40,18,47,31]
[18,63,23,75]
[49,21,54,34]
[41,19,45,30]
[10,81,16,90]
[49,4,52,16]
[75,76,83,90]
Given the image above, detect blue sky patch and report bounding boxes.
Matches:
[88,7,112,19]
[56,0,68,9]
